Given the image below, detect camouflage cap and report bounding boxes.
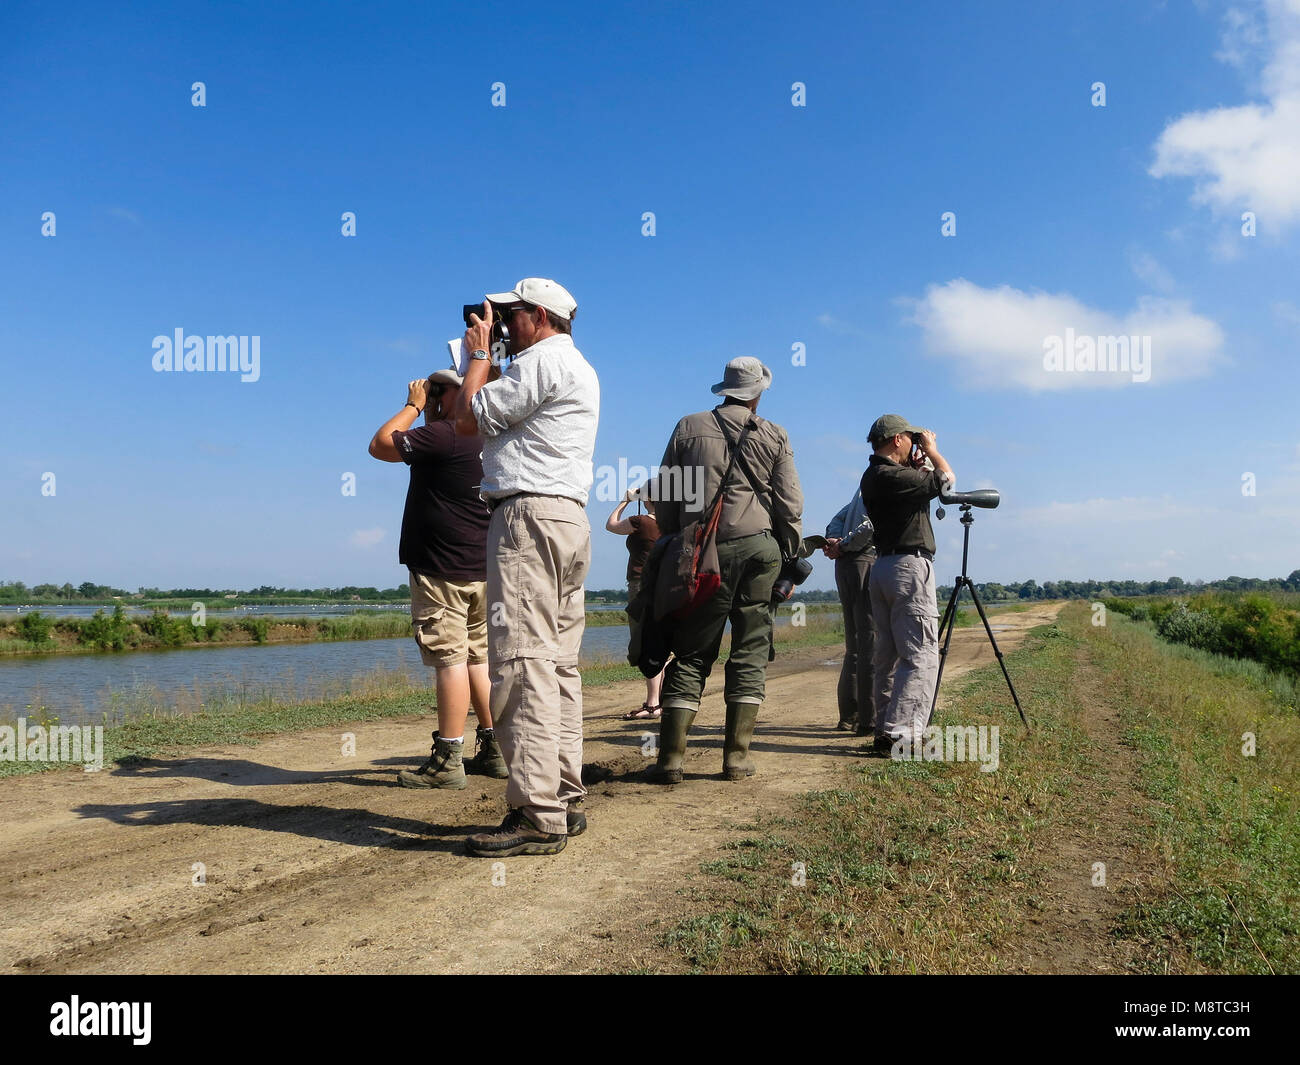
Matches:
[868,414,925,442]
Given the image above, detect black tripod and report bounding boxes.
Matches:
[928,504,1030,731]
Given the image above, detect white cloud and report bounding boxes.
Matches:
[903,279,1225,390]
[816,313,869,338]
[1215,5,1268,71]
[107,206,141,224]
[1273,299,1300,327]
[349,528,386,549]
[1016,496,1210,527]
[1128,248,1176,293]
[1150,0,1300,226]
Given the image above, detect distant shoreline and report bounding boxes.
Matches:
[0,608,634,659]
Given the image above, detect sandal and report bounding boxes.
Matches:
[622,703,662,720]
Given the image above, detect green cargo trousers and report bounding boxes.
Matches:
[660,531,782,711]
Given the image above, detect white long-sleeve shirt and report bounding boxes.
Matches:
[471,333,600,505]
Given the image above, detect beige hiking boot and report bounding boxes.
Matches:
[397,733,466,790]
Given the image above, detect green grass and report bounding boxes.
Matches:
[1095,613,1299,974]
[1104,592,1300,678]
[659,602,1299,974]
[661,618,1086,973]
[1102,600,1299,711]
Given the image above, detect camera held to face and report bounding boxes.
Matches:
[463,304,511,364]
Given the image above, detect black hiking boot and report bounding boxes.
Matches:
[464,726,508,779]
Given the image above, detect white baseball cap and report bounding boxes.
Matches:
[485,278,578,322]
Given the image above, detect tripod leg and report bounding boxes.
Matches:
[967,582,1031,732]
[927,580,963,728]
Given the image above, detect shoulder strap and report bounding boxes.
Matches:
[711,409,771,516]
[702,411,758,518]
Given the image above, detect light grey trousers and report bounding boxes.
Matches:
[869,553,940,741]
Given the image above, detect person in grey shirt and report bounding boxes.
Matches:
[455,278,599,857]
[824,487,878,736]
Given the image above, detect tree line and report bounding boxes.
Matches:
[5,572,1298,606]
[591,572,1300,605]
[933,572,1300,604]
[0,581,411,602]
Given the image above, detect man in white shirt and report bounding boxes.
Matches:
[455,278,600,857]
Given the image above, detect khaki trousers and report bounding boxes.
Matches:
[486,494,590,835]
[869,553,939,742]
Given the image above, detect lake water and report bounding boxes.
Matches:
[0,626,638,726]
[0,614,800,727]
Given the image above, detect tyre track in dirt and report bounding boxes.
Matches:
[1003,643,1164,974]
[1,605,1063,974]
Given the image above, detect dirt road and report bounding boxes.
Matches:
[0,605,1064,974]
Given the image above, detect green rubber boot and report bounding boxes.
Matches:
[722,703,760,780]
[644,706,696,784]
[397,733,466,790]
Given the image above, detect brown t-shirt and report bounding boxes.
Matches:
[626,513,661,585]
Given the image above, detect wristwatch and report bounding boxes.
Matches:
[471,349,490,361]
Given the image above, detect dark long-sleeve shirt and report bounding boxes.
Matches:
[860,454,946,555]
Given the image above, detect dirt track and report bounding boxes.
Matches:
[0,605,1064,974]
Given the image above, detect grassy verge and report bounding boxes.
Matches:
[1097,612,1298,974]
[1099,609,1298,711]
[655,602,1298,974]
[0,613,845,779]
[658,614,1086,973]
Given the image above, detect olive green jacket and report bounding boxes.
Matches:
[650,402,803,560]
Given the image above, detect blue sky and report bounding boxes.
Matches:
[2,0,1297,593]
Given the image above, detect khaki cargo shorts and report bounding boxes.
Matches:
[408,569,488,667]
